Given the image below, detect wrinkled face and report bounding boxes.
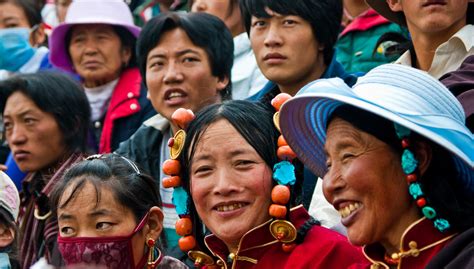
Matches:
[68,24,131,88]
[0,2,30,29]
[145,28,228,122]
[323,118,420,247]
[57,181,146,266]
[190,119,273,249]
[3,92,67,172]
[249,8,324,95]
[388,0,468,35]
[191,0,242,36]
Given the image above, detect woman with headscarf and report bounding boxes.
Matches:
[49,0,156,153]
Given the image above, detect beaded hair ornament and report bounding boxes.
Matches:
[393,123,450,233]
[161,108,214,268]
[269,93,299,252]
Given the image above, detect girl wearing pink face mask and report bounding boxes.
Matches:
[49,154,188,269]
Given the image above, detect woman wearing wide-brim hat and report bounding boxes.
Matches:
[279,64,474,268]
[49,0,156,154]
[366,0,474,79]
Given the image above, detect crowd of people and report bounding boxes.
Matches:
[0,0,472,268]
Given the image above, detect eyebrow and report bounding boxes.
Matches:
[148,48,201,60]
[88,209,114,218]
[3,109,36,119]
[193,149,254,162]
[324,139,359,156]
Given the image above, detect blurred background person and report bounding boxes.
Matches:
[367,0,473,78]
[191,0,267,100]
[0,172,20,269]
[132,0,189,27]
[0,0,51,80]
[49,0,156,154]
[335,0,410,73]
[0,72,90,268]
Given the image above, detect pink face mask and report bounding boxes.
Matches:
[57,213,161,269]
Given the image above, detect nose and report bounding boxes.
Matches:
[322,164,345,202]
[163,62,184,84]
[263,23,283,47]
[7,124,27,146]
[212,168,241,196]
[191,1,206,12]
[83,38,98,55]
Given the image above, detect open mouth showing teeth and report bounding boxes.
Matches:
[339,202,361,218]
[215,203,246,212]
[168,92,185,99]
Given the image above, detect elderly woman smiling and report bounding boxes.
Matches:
[279,64,474,268]
[49,0,155,153]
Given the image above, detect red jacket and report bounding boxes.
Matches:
[363,218,458,269]
[204,205,369,268]
[99,68,155,153]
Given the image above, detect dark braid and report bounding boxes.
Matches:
[295,217,321,244]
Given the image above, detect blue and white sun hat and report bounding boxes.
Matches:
[279,64,474,192]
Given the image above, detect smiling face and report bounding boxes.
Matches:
[3,91,67,172]
[388,0,468,35]
[322,117,420,248]
[145,28,228,124]
[57,181,146,266]
[249,8,325,96]
[68,24,131,88]
[189,119,273,251]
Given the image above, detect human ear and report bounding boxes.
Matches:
[387,0,403,12]
[30,23,47,47]
[121,46,133,67]
[0,224,15,248]
[216,76,230,93]
[145,206,164,241]
[413,140,432,177]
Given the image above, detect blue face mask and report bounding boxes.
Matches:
[0,28,36,72]
[0,253,11,269]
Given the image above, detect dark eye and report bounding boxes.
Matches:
[96,222,112,230]
[194,166,212,175]
[251,20,266,28]
[3,121,12,131]
[24,118,36,125]
[283,19,297,25]
[183,57,199,63]
[60,226,75,235]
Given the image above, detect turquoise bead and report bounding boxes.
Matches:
[273,161,296,186]
[434,218,450,232]
[172,187,189,215]
[394,123,411,138]
[409,183,423,199]
[402,149,418,174]
[422,206,437,219]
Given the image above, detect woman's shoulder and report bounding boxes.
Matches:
[158,255,190,269]
[292,225,369,268]
[426,227,474,269]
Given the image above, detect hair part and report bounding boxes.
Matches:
[50,154,162,224]
[0,72,90,153]
[137,12,234,100]
[239,0,342,65]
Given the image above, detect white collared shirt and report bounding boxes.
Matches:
[396,24,474,78]
[231,32,268,100]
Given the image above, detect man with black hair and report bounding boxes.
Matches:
[241,0,356,228]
